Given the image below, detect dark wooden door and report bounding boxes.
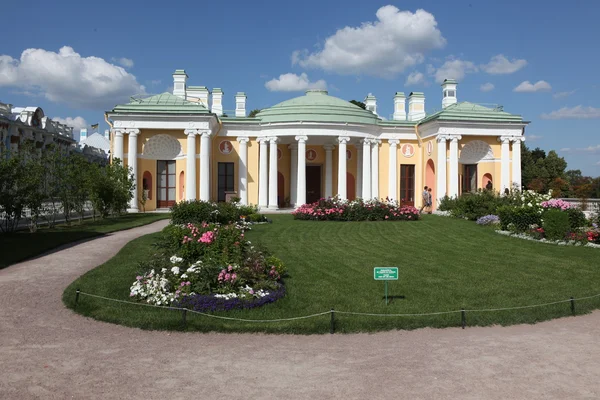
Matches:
[157,160,176,208]
[218,162,234,202]
[400,164,415,206]
[306,165,322,204]
[463,164,477,193]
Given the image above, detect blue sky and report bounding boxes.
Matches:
[1,0,599,175]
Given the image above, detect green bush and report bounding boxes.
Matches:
[170,200,264,225]
[543,209,571,241]
[441,191,515,221]
[563,207,587,230]
[497,205,542,232]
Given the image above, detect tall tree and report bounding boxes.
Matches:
[248,109,261,118]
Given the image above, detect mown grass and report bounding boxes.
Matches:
[63,214,600,334]
[0,213,170,269]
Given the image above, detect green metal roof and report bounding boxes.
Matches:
[418,101,524,124]
[256,90,380,125]
[109,92,210,114]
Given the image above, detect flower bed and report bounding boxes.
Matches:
[170,199,267,225]
[130,220,286,310]
[293,197,420,221]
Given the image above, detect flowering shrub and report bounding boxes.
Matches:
[476,215,500,226]
[130,221,286,310]
[293,197,420,221]
[170,199,266,225]
[541,199,572,211]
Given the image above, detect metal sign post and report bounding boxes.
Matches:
[373,267,399,305]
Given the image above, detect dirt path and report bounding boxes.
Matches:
[0,220,598,400]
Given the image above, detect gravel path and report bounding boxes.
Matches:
[1,220,599,400]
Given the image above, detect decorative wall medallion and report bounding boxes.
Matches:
[427,141,433,155]
[277,148,282,160]
[219,140,233,155]
[459,140,494,164]
[401,143,415,158]
[142,134,182,160]
[306,149,317,161]
[346,149,352,160]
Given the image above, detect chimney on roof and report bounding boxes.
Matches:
[79,128,87,142]
[212,88,223,116]
[364,93,377,116]
[187,86,210,108]
[393,92,406,121]
[441,79,457,109]
[235,92,247,117]
[407,92,425,121]
[172,69,188,99]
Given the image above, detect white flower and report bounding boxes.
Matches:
[171,267,180,275]
[181,274,188,279]
[170,256,183,264]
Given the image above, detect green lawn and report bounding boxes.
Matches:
[63,214,600,333]
[0,213,170,269]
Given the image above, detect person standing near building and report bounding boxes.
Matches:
[419,186,429,213]
[426,187,433,214]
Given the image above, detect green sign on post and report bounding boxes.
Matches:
[373,267,398,305]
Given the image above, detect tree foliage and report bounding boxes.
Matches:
[248,109,261,118]
[349,100,366,110]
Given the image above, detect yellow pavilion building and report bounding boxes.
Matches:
[106,70,528,212]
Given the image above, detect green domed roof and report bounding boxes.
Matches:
[256,90,380,125]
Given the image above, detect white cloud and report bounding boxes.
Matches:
[526,134,542,141]
[513,80,552,93]
[265,73,327,92]
[405,71,426,86]
[480,82,495,92]
[0,46,145,109]
[540,105,600,120]
[112,57,134,68]
[149,79,162,86]
[434,58,478,83]
[293,6,446,78]
[553,90,576,99]
[560,144,600,154]
[53,116,88,131]
[480,54,527,74]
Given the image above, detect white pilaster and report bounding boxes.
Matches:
[356,144,362,198]
[127,129,139,212]
[113,129,124,162]
[362,139,371,199]
[289,144,298,206]
[268,137,279,209]
[437,136,448,201]
[499,136,511,193]
[185,129,198,201]
[449,135,461,198]
[296,136,308,206]
[337,137,350,200]
[511,137,523,190]
[200,131,211,201]
[237,136,249,205]
[258,137,269,208]
[388,139,399,200]
[371,139,380,199]
[324,144,334,198]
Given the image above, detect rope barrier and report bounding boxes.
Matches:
[76,290,600,324]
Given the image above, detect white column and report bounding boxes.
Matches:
[337,137,350,200]
[511,137,523,190]
[371,139,380,199]
[362,139,371,199]
[499,136,511,193]
[448,135,461,198]
[324,144,334,198]
[237,136,249,205]
[356,144,362,198]
[258,137,268,208]
[296,136,308,206]
[388,139,399,200]
[437,136,448,202]
[289,144,298,206]
[200,131,211,201]
[127,129,139,212]
[185,129,198,201]
[113,129,124,162]
[268,137,279,209]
